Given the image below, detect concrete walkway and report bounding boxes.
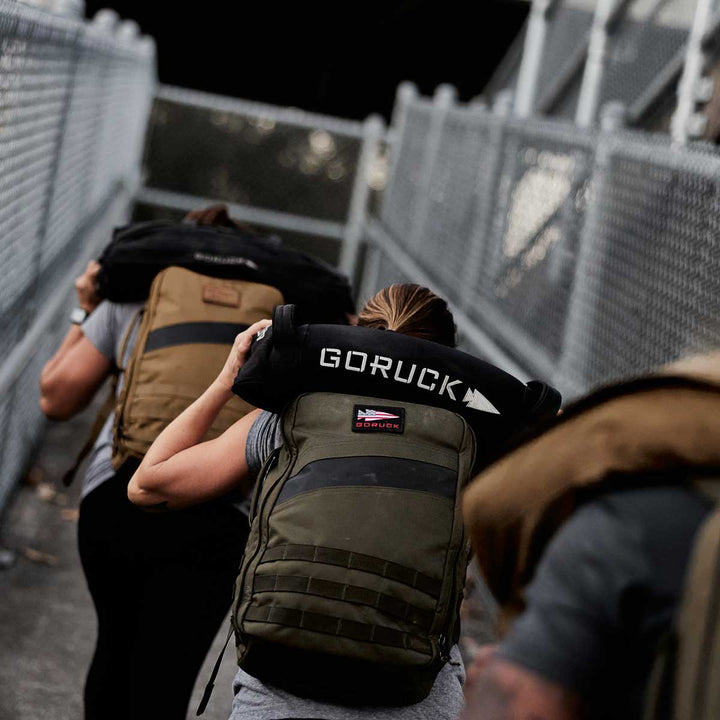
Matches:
[0,399,235,720]
[0,397,497,720]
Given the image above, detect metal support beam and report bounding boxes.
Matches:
[576,0,619,127]
[339,115,385,281]
[514,0,556,118]
[672,0,714,143]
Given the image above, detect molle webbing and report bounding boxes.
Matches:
[260,544,443,598]
[252,574,435,628]
[232,392,475,706]
[244,605,432,655]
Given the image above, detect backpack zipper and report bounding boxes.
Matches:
[234,446,297,639]
[249,447,280,524]
[436,419,474,667]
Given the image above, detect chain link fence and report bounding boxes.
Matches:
[0,2,155,516]
[505,0,703,127]
[358,85,720,400]
[137,86,386,275]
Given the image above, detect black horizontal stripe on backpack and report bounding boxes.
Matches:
[276,457,457,505]
[144,322,249,353]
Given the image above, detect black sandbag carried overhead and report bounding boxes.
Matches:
[96,222,354,323]
[233,305,562,466]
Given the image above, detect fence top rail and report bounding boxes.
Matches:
[137,187,346,241]
[599,129,720,175]
[0,0,154,60]
[156,84,370,138]
[402,88,720,172]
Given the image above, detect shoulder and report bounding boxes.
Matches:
[497,484,711,691]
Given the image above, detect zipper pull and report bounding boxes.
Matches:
[438,634,451,663]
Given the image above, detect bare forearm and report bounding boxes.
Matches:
[140,379,233,468]
[41,326,85,386]
[129,319,271,509]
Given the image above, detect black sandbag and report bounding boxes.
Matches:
[233,314,561,465]
[96,221,354,322]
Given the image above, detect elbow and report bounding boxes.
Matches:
[127,469,162,507]
[39,375,88,421]
[39,390,74,421]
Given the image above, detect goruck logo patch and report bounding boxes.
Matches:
[352,405,405,434]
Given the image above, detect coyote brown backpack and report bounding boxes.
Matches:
[462,353,720,720]
[191,306,560,712]
[111,266,283,469]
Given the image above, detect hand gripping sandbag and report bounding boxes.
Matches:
[233,305,561,466]
[96,222,354,323]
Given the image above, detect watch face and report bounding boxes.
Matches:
[70,308,88,325]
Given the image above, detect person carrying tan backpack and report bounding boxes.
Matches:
[460,353,720,720]
[39,205,334,720]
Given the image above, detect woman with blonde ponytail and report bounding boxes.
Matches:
[129,284,468,720]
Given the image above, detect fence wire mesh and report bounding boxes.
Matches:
[536,2,595,116]
[361,91,720,400]
[600,0,691,113]
[146,89,363,221]
[523,0,697,123]
[139,86,378,268]
[0,2,155,514]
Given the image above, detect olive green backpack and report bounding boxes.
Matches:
[231,391,475,706]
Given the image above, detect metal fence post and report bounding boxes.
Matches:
[408,84,456,251]
[355,82,418,306]
[460,96,511,311]
[339,114,385,284]
[672,0,714,143]
[380,81,418,224]
[514,0,556,118]
[576,0,626,128]
[555,111,616,395]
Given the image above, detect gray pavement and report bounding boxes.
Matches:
[0,397,236,720]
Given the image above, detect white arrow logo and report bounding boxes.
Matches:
[462,388,500,414]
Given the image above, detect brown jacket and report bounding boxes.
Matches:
[462,353,720,629]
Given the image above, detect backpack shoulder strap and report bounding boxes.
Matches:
[61,377,118,487]
[62,307,144,486]
[672,507,720,720]
[117,307,144,371]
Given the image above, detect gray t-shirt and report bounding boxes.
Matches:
[498,485,712,720]
[234,411,466,720]
[80,300,143,499]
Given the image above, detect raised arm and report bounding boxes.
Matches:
[127,319,271,510]
[40,261,112,420]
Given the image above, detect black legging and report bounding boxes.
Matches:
[78,464,248,720]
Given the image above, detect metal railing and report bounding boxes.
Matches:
[0,3,155,515]
[138,85,387,279]
[353,84,720,400]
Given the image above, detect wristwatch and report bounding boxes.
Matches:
[70,307,89,325]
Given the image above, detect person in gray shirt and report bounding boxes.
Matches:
[460,357,719,720]
[40,207,256,720]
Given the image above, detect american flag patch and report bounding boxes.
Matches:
[352,405,405,434]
